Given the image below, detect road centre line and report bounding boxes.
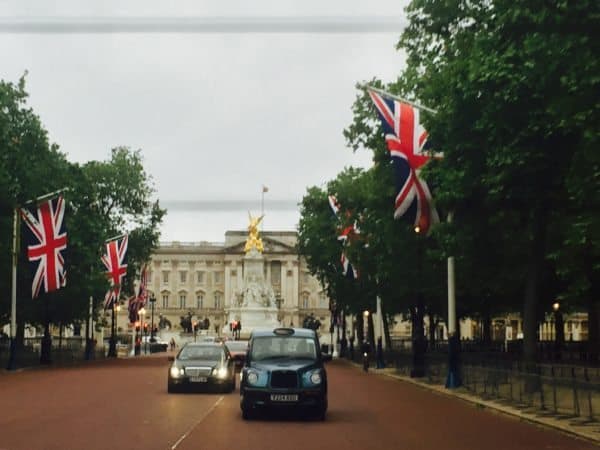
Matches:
[171,396,224,450]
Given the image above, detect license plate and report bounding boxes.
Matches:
[190,376,207,383]
[270,394,298,402]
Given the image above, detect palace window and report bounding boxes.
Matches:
[197,271,205,284]
[213,272,222,284]
[162,271,169,284]
[180,271,187,283]
[162,294,169,309]
[147,271,153,283]
[271,261,281,285]
[179,294,186,309]
[214,292,221,309]
[302,293,309,309]
[196,294,204,309]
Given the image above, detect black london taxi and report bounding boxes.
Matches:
[239,327,331,420]
[167,342,236,393]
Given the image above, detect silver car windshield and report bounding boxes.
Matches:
[178,346,223,361]
[250,336,317,361]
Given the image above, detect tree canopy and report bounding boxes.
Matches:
[0,76,165,336]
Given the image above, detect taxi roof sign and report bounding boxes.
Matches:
[273,328,295,336]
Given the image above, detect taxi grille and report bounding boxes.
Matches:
[270,370,298,388]
[185,367,212,377]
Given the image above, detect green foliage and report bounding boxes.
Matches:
[0,76,165,331]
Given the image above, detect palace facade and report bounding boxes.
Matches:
[130,231,331,336]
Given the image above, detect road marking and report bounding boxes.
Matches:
[170,396,224,450]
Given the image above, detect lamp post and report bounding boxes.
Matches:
[411,225,426,378]
[363,310,370,354]
[149,294,156,343]
[553,301,564,360]
[139,307,146,354]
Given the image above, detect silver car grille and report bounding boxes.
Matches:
[184,366,212,377]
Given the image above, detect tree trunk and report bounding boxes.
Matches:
[584,244,600,364]
[522,207,547,391]
[482,314,492,346]
[40,320,52,364]
[429,313,436,347]
[381,303,392,349]
[367,311,375,351]
[586,299,600,363]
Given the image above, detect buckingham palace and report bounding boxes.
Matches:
[121,230,331,338]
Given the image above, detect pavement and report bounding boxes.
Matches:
[359,363,600,445]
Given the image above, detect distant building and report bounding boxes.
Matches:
[124,231,331,337]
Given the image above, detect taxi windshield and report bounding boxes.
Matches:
[250,336,317,361]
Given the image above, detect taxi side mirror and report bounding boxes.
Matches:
[322,354,332,362]
[168,356,175,362]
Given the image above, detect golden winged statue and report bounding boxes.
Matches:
[244,212,264,253]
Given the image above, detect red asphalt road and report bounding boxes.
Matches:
[0,356,596,450]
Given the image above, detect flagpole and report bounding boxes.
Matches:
[105,233,126,243]
[361,84,438,115]
[23,187,70,206]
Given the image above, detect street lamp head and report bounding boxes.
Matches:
[139,307,146,316]
[363,310,369,318]
[552,302,560,312]
[414,225,421,234]
[115,304,121,312]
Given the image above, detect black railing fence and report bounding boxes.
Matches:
[344,340,600,421]
[0,336,106,368]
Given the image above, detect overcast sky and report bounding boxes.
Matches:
[1,0,409,242]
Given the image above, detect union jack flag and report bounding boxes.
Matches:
[328,195,359,279]
[20,196,68,298]
[126,265,148,323]
[137,264,149,308]
[368,90,441,233]
[101,235,128,310]
[128,295,141,324]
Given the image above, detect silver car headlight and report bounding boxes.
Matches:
[310,371,322,385]
[213,367,228,379]
[247,371,259,385]
[170,366,184,378]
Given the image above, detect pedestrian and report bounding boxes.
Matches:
[169,337,176,351]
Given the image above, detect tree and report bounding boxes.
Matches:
[398,0,598,366]
[1,76,166,364]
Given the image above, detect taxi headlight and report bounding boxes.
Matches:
[170,366,184,378]
[247,371,259,385]
[310,371,322,385]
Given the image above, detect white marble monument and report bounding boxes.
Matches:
[225,214,279,338]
